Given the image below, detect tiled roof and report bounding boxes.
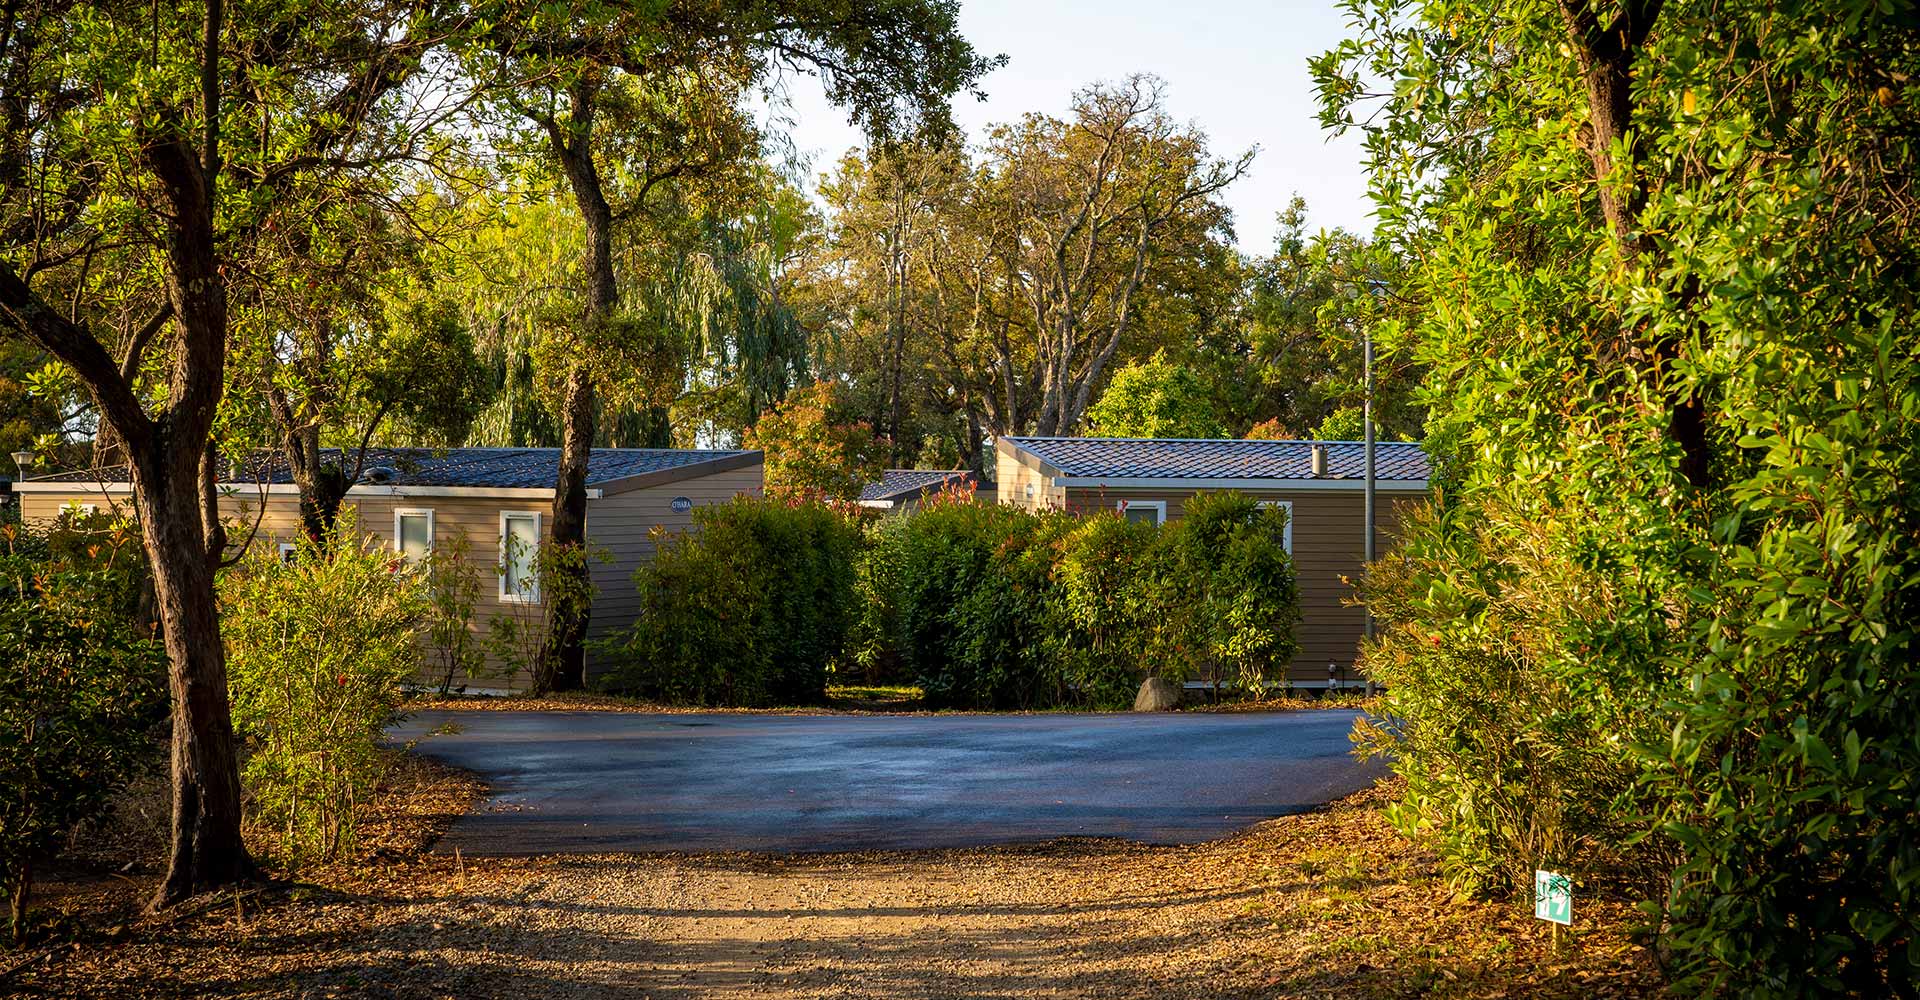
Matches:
[1004,437,1430,482]
[25,447,758,490]
[860,469,975,503]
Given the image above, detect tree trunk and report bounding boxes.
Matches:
[537,79,614,694]
[9,858,27,944]
[539,359,594,693]
[136,442,255,908]
[1558,0,1710,487]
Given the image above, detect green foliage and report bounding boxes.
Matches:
[0,523,164,943]
[604,496,866,706]
[1311,406,1364,442]
[867,492,1299,709]
[1212,198,1421,441]
[1319,0,1920,989]
[745,380,888,502]
[1138,492,1301,692]
[221,509,428,866]
[1053,512,1160,706]
[0,341,59,461]
[1086,350,1228,439]
[360,299,498,447]
[0,510,151,628]
[422,528,487,695]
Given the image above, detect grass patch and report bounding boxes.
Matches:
[823,683,924,710]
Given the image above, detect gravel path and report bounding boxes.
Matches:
[18,762,1662,1000]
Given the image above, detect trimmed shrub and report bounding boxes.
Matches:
[1139,491,1301,692]
[603,495,865,706]
[221,509,428,866]
[1053,511,1159,706]
[872,491,1299,710]
[614,491,1302,711]
[0,521,164,943]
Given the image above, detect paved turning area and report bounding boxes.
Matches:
[390,709,1382,855]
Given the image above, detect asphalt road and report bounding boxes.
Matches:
[389,709,1383,856]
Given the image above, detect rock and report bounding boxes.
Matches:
[1132,676,1182,712]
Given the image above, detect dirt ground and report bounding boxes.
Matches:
[5,751,1662,1000]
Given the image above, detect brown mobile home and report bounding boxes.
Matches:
[13,447,763,690]
[995,435,1430,688]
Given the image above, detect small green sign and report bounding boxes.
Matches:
[1534,870,1572,925]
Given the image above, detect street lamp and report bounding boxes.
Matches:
[9,450,31,474]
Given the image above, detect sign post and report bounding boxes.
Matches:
[1535,869,1572,948]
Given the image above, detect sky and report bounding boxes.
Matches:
[764,0,1377,256]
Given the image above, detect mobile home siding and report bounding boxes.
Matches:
[993,440,1066,510]
[581,463,764,684]
[17,458,766,691]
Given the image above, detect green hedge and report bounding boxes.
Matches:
[618,491,1290,710]
[608,491,1300,710]
[600,496,866,706]
[866,490,1299,710]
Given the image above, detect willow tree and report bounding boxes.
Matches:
[0,0,470,905]
[480,0,998,692]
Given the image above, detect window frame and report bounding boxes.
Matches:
[1257,499,1295,554]
[1116,498,1167,525]
[393,507,436,565]
[498,510,542,604]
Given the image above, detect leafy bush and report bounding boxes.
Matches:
[863,497,1050,709]
[871,491,1299,709]
[1053,511,1159,706]
[1139,491,1301,692]
[1320,0,1920,986]
[603,495,865,706]
[0,508,152,628]
[1357,492,1678,897]
[221,509,428,866]
[422,528,487,694]
[609,492,1301,711]
[0,523,164,943]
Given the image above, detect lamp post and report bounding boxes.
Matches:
[1363,328,1376,640]
[9,450,31,474]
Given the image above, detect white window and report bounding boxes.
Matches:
[1116,499,1166,525]
[277,542,299,565]
[394,508,435,565]
[62,500,98,518]
[1258,500,1295,553]
[499,511,541,603]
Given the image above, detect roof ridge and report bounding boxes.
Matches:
[1008,435,1425,446]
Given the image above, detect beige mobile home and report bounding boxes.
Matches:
[13,447,763,690]
[995,436,1430,689]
